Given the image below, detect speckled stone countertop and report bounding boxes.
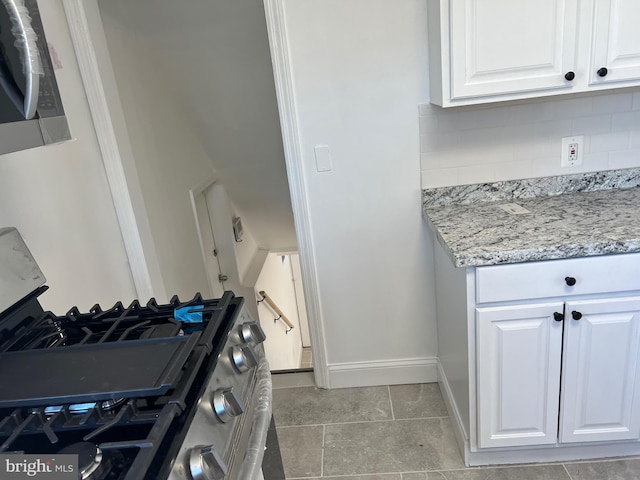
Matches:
[423,169,640,268]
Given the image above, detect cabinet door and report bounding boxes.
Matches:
[560,297,640,443]
[476,303,564,448]
[590,0,640,85]
[450,0,579,99]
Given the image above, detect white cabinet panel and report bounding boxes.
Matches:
[475,253,640,304]
[590,0,640,85]
[560,297,640,443]
[449,0,579,99]
[477,302,564,448]
[427,0,640,106]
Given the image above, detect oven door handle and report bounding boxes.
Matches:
[237,352,272,480]
[1,0,41,119]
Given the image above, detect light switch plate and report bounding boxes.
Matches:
[314,145,333,172]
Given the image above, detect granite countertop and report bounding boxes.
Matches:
[422,169,640,268]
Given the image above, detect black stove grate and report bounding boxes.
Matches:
[0,290,243,479]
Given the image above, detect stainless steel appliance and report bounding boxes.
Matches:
[0,227,274,479]
[0,0,70,155]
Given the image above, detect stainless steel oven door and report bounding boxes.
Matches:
[0,0,70,155]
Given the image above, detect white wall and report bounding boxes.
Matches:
[98,2,217,301]
[420,90,640,187]
[93,0,296,252]
[283,0,438,386]
[0,1,136,313]
[255,253,303,370]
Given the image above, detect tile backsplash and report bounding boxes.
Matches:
[419,89,640,188]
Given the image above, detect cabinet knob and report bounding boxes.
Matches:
[571,311,582,320]
[553,312,564,322]
[564,71,575,81]
[565,276,577,286]
[597,67,608,77]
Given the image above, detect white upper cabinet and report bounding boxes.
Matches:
[450,0,578,100]
[428,0,640,106]
[590,0,640,85]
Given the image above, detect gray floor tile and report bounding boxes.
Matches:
[390,383,448,419]
[276,425,323,478]
[272,371,316,389]
[272,385,392,426]
[304,476,401,480]
[403,474,447,480]
[403,465,570,479]
[323,417,464,476]
[564,458,640,479]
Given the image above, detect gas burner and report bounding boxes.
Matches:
[40,398,127,416]
[57,442,112,480]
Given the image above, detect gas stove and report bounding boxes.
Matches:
[0,228,272,480]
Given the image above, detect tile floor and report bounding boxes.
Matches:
[270,374,640,480]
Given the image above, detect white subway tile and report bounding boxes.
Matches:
[437,106,510,131]
[534,119,574,139]
[494,124,536,146]
[612,111,640,131]
[571,114,611,135]
[456,164,496,185]
[591,92,634,114]
[436,145,511,168]
[421,168,458,188]
[630,130,640,149]
[419,115,439,134]
[506,102,555,123]
[552,97,593,119]
[577,152,610,172]
[420,131,462,152]
[458,127,499,147]
[609,149,640,170]
[420,153,437,170]
[493,160,533,182]
[536,161,571,178]
[419,103,439,116]
[588,131,630,153]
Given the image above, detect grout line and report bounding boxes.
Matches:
[276,415,451,429]
[388,385,396,420]
[320,424,325,477]
[562,463,574,480]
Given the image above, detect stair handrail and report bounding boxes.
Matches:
[257,290,295,333]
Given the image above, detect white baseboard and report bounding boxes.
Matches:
[327,357,438,389]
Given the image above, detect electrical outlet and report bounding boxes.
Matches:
[561,136,584,168]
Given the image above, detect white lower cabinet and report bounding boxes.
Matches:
[435,248,640,464]
[560,297,640,443]
[476,294,640,449]
[477,303,563,448]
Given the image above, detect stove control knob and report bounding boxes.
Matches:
[189,445,228,480]
[230,345,258,373]
[212,387,245,423]
[239,322,266,344]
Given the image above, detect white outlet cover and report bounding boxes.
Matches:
[561,136,584,168]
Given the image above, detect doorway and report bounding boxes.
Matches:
[254,252,312,372]
[192,180,312,372]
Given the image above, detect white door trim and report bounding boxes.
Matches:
[62,0,165,301]
[189,175,221,299]
[263,0,329,388]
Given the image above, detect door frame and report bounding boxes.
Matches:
[263,0,328,387]
[189,175,224,299]
[63,0,329,388]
